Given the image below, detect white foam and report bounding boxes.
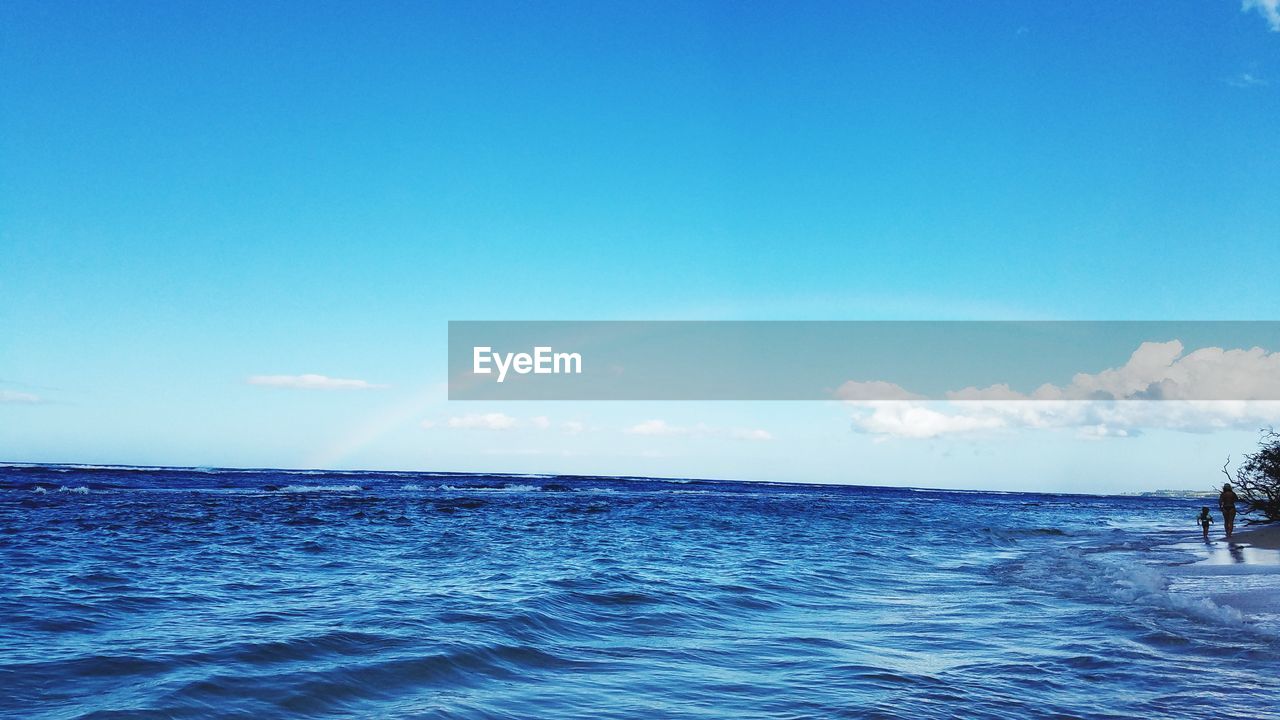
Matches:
[436,484,540,493]
[57,486,90,494]
[1026,547,1272,635]
[277,484,362,493]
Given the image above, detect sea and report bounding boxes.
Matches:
[2,464,1278,719]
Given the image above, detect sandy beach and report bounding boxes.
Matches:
[1230,522,1280,550]
[1165,521,1280,622]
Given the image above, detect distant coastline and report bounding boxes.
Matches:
[1122,489,1220,499]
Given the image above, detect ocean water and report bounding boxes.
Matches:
[2,465,1278,720]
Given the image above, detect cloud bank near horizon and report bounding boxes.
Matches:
[844,341,1280,439]
[840,340,1280,404]
[849,399,1280,440]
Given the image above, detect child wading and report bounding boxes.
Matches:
[1197,507,1214,540]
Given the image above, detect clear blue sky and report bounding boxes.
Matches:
[3,2,1278,491]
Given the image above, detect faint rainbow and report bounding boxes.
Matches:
[305,383,445,469]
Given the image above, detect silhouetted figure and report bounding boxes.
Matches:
[1219,483,1238,538]
[1197,507,1213,541]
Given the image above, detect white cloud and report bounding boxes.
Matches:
[945,383,1029,401]
[0,390,42,404]
[481,448,584,457]
[627,419,685,436]
[835,380,925,401]
[1012,341,1280,402]
[1244,0,1280,31]
[625,419,772,441]
[843,339,1280,439]
[849,400,1280,439]
[446,412,519,430]
[847,340,1280,404]
[1059,339,1187,399]
[851,402,1006,439]
[248,374,386,390]
[425,414,586,433]
[1227,72,1268,88]
[1078,424,1132,440]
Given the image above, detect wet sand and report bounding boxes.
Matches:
[1228,522,1280,550]
[1171,523,1280,619]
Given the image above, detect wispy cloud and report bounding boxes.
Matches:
[427,413,585,433]
[1244,0,1280,31]
[625,419,773,441]
[626,419,692,436]
[1226,72,1269,88]
[247,374,387,390]
[445,412,519,430]
[0,390,42,404]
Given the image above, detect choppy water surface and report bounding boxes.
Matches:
[2,465,1278,719]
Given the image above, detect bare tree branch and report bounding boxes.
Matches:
[1220,427,1280,522]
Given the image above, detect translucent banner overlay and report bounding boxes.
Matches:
[447,321,1280,401]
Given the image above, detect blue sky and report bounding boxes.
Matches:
[2,2,1279,491]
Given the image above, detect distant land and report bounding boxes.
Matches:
[1122,489,1218,499]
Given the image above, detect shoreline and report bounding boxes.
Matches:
[1228,522,1280,550]
[1169,521,1280,623]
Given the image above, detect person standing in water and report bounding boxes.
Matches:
[1218,483,1239,538]
[1197,507,1213,540]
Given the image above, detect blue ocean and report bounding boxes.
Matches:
[2,465,1278,719]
